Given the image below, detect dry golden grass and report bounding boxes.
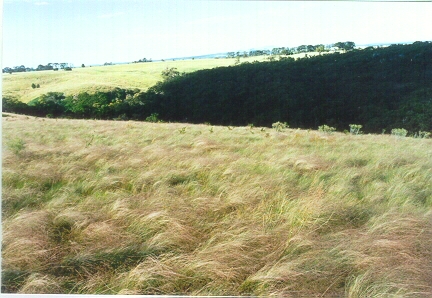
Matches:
[2,114,432,296]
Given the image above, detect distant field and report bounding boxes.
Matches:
[2,53,320,103]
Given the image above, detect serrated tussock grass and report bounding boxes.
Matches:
[2,114,432,296]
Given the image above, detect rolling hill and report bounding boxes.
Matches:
[2,59,232,103]
[2,52,320,103]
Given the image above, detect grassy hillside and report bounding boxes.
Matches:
[2,59,232,103]
[2,53,318,103]
[3,114,432,295]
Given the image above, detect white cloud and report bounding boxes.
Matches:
[35,1,49,5]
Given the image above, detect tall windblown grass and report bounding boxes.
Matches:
[2,113,432,295]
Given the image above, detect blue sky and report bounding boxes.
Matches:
[2,0,432,68]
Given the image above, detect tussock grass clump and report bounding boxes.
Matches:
[2,116,432,296]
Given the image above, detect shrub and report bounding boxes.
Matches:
[349,124,363,135]
[161,67,180,81]
[2,97,30,114]
[413,131,431,139]
[32,92,66,117]
[391,128,408,138]
[145,113,160,123]
[272,121,288,132]
[318,124,336,134]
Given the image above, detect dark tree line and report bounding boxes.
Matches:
[3,63,73,73]
[133,58,153,63]
[3,41,432,133]
[226,41,354,59]
[3,65,30,73]
[333,41,356,51]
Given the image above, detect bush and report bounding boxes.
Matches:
[2,97,30,114]
[349,124,363,135]
[391,128,408,138]
[146,113,160,123]
[32,92,66,117]
[161,67,180,81]
[272,121,288,132]
[413,131,431,139]
[318,125,336,134]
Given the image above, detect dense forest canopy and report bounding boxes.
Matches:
[3,41,432,133]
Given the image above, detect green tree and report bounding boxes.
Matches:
[333,42,344,51]
[315,44,325,55]
[334,41,356,51]
[30,92,66,116]
[271,48,281,56]
[306,45,316,52]
[297,45,307,53]
[2,97,29,114]
[161,67,181,81]
[344,41,356,51]
[226,52,236,58]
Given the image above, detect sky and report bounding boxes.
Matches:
[2,0,432,68]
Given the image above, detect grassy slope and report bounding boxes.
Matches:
[3,114,432,295]
[2,53,318,103]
